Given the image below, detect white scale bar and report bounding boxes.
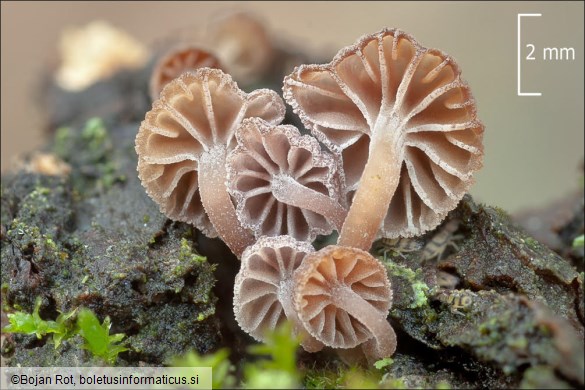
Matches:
[518,13,542,96]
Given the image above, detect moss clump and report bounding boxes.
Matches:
[52,117,124,194]
[382,259,431,310]
[2,120,221,367]
[3,297,76,347]
[3,299,127,365]
[377,256,440,348]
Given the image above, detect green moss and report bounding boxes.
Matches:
[172,349,235,389]
[373,357,393,370]
[196,306,215,322]
[51,117,124,195]
[3,297,75,346]
[573,234,584,248]
[304,369,345,389]
[172,322,301,389]
[382,258,431,309]
[82,117,109,151]
[76,308,128,365]
[244,321,301,389]
[179,238,206,264]
[53,126,74,160]
[6,219,64,264]
[3,299,126,364]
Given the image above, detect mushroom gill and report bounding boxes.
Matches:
[233,235,323,352]
[136,68,285,257]
[227,118,347,241]
[283,28,484,250]
[294,245,396,360]
[149,46,222,101]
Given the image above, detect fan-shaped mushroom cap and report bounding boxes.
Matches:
[283,28,484,249]
[136,68,285,256]
[234,235,324,352]
[149,45,222,100]
[293,245,396,359]
[208,12,273,84]
[227,118,347,241]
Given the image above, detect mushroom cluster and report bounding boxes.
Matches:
[136,25,484,364]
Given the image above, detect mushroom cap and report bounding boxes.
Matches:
[208,12,273,83]
[283,28,484,238]
[136,68,285,236]
[227,117,342,241]
[149,45,222,101]
[293,245,392,349]
[233,235,323,352]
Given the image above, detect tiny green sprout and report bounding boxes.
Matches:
[76,308,128,365]
[244,321,301,389]
[82,117,108,147]
[3,297,58,339]
[179,238,206,264]
[3,298,76,349]
[573,234,584,249]
[171,349,235,389]
[373,357,394,370]
[52,308,78,348]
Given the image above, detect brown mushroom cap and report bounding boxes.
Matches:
[149,45,222,101]
[293,245,396,359]
[136,68,285,256]
[233,235,323,352]
[283,28,484,250]
[227,117,347,241]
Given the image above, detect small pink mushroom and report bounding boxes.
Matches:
[227,118,347,241]
[233,235,324,352]
[284,28,484,250]
[136,68,285,257]
[293,245,396,360]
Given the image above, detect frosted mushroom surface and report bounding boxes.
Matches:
[284,28,484,248]
[136,68,285,256]
[227,118,346,241]
[293,245,395,358]
[233,235,323,352]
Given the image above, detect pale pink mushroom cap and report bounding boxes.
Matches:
[284,28,484,250]
[293,245,396,359]
[227,118,347,242]
[233,235,324,352]
[136,68,285,256]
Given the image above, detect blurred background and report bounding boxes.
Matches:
[1,1,583,213]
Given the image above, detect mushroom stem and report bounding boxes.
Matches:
[338,122,402,250]
[272,174,347,231]
[199,146,255,257]
[332,285,397,359]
